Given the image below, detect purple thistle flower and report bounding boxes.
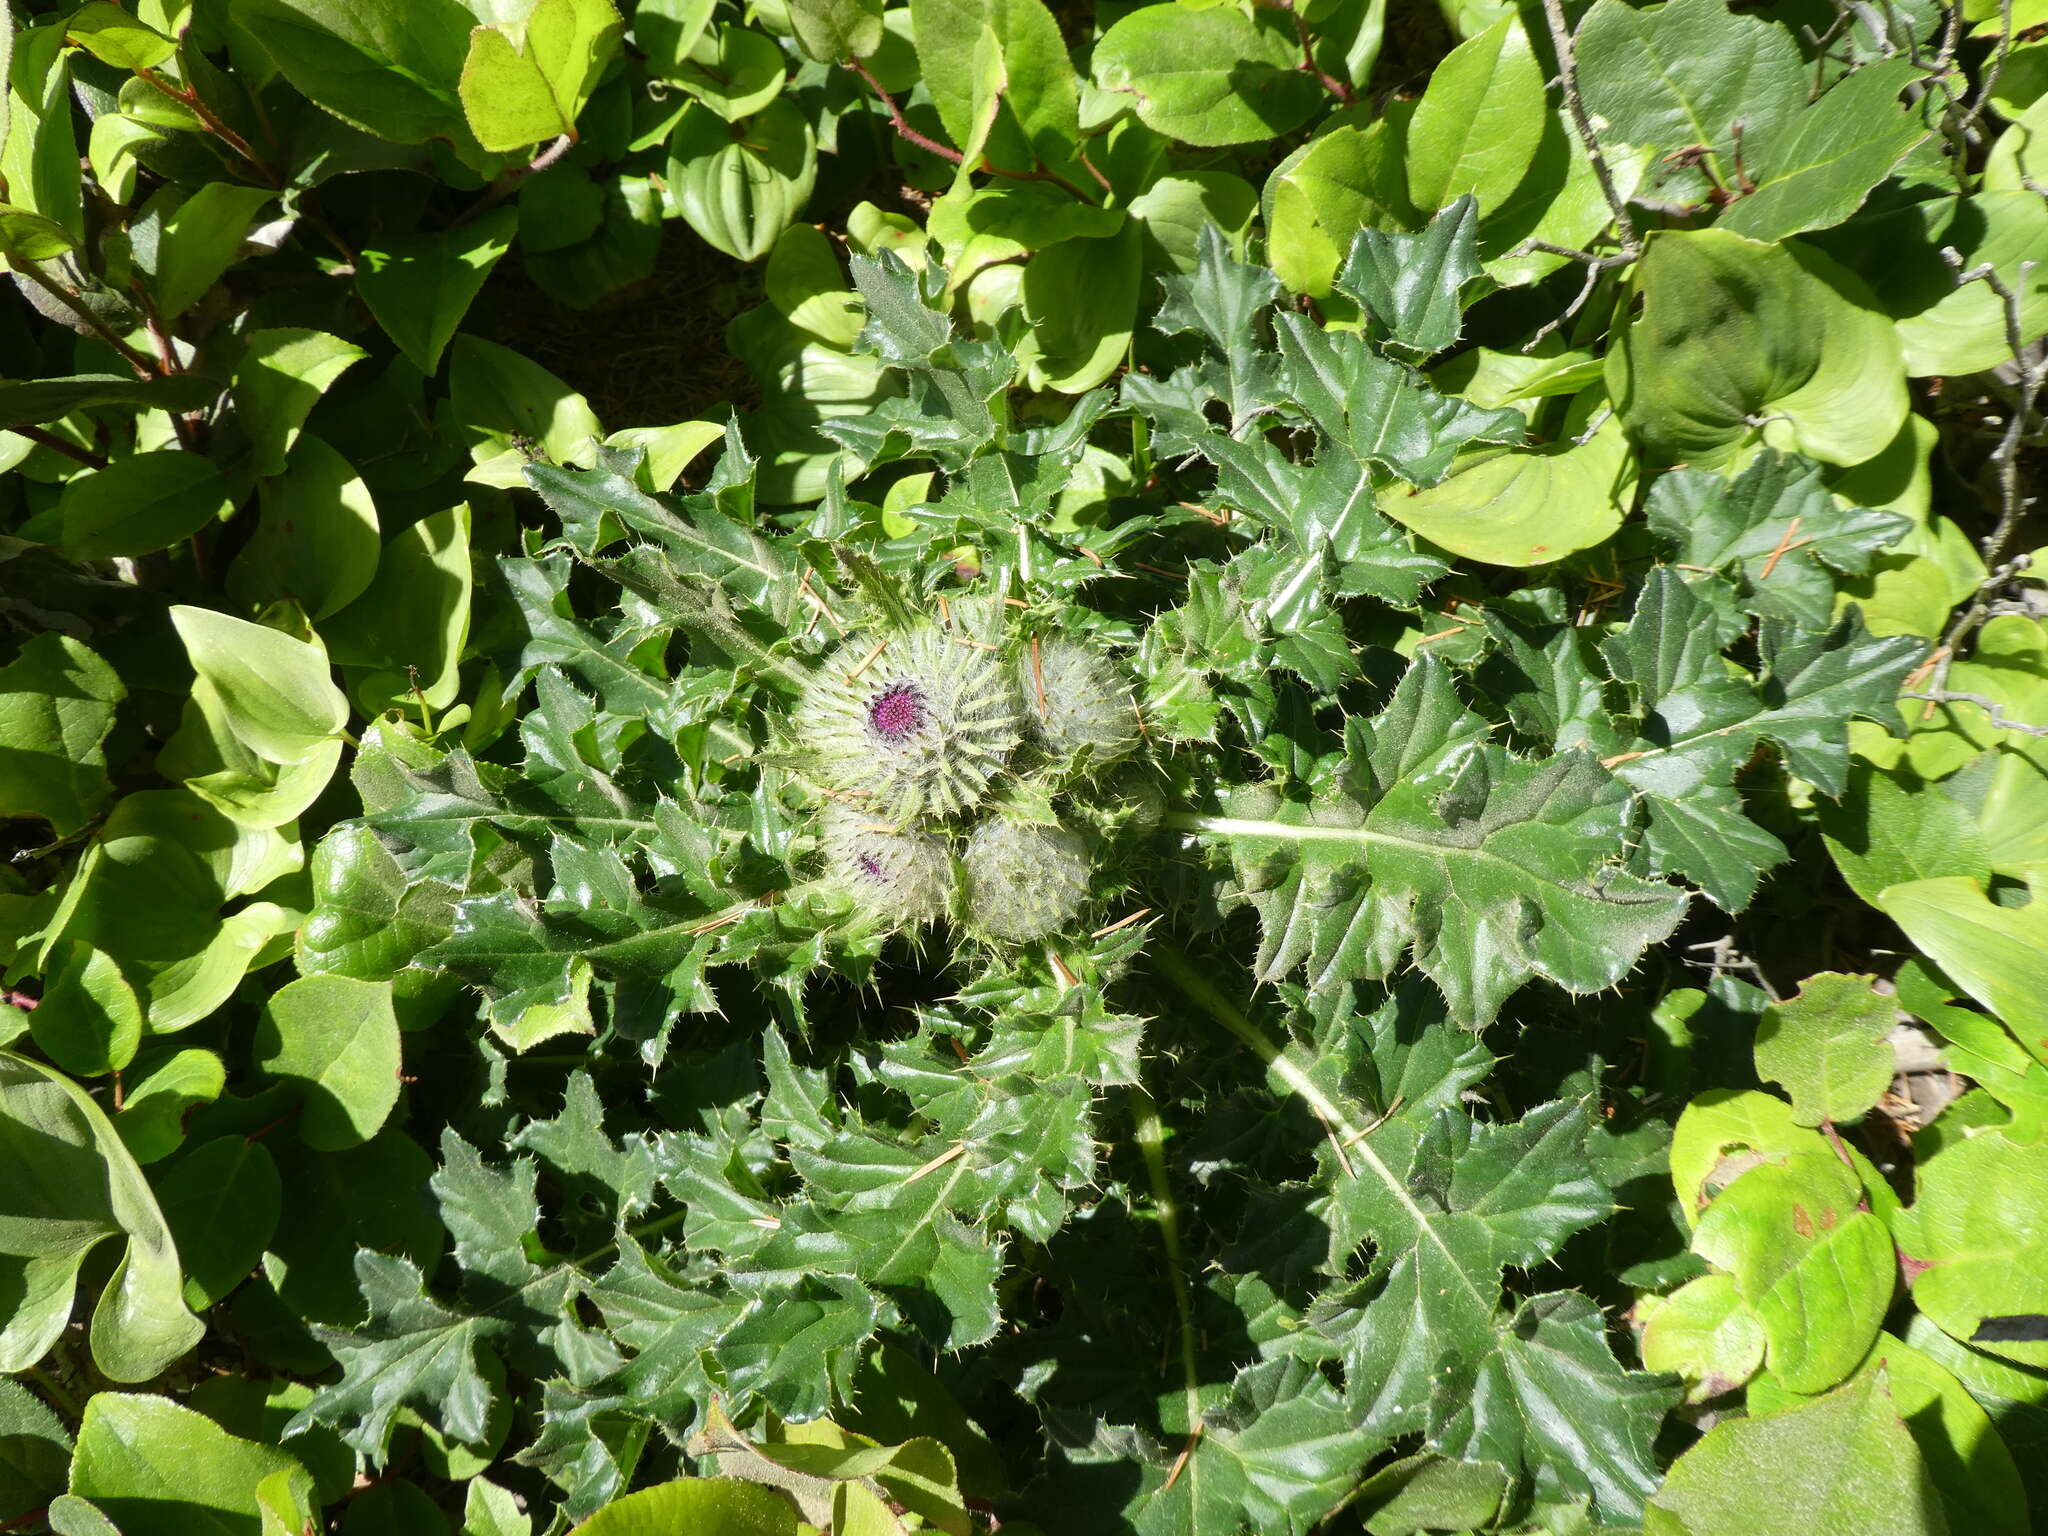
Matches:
[867,681,928,742]
[793,628,1024,821]
[817,803,950,925]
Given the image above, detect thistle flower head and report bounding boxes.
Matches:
[867,681,927,740]
[793,627,1025,822]
[961,815,1091,943]
[1018,639,1138,770]
[817,802,951,926]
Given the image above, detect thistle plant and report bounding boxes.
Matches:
[791,626,1024,823]
[251,210,2002,1536]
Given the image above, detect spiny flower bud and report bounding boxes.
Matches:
[793,627,1025,822]
[817,802,951,926]
[1018,639,1138,768]
[1083,765,1166,844]
[962,816,1091,942]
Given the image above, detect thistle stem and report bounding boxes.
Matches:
[1149,943,1370,1147]
[1131,1081,1204,1458]
[674,602,810,693]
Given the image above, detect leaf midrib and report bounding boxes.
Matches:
[1149,948,1490,1316]
[1165,810,1618,900]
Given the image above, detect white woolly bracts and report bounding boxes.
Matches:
[1017,638,1140,771]
[787,620,1149,942]
[816,802,953,926]
[960,815,1092,943]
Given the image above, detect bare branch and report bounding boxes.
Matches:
[1901,689,2048,737]
[1516,3,1645,355]
[1511,245,1633,352]
[1573,403,1616,445]
[1954,0,2015,143]
[13,425,107,468]
[1538,0,1638,250]
[1938,246,2045,566]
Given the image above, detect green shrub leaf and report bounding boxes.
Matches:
[253,974,402,1151]
[1608,230,1907,469]
[1754,973,1898,1127]
[1091,4,1322,148]
[0,1052,202,1381]
[1646,1370,1945,1536]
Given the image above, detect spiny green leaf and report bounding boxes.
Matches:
[715,1273,879,1423]
[432,1131,547,1292]
[293,1251,564,1457]
[527,446,801,628]
[1334,195,1482,360]
[1599,571,1922,907]
[1186,657,1688,1024]
[754,1134,1008,1348]
[1432,1292,1677,1523]
[1309,1095,1620,1442]
[1150,225,1283,422]
[513,1072,661,1222]
[836,251,1009,465]
[1272,315,1526,489]
[1646,451,1913,630]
